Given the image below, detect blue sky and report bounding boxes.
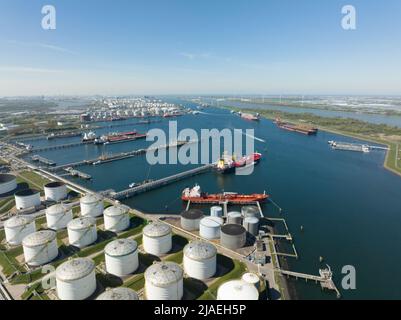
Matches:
[0,0,400,96]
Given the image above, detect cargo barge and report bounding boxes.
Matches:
[275,118,318,135]
[94,130,147,145]
[240,112,260,121]
[182,185,269,204]
[328,141,370,153]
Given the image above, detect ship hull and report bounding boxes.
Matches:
[182,194,268,204]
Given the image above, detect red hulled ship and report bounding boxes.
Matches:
[181,185,269,204]
[275,118,318,135]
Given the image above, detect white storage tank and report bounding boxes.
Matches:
[67,217,97,248]
[220,224,247,250]
[183,241,217,280]
[217,280,259,300]
[103,205,130,232]
[105,239,139,277]
[145,262,184,300]
[0,174,17,195]
[143,222,172,256]
[22,230,58,266]
[80,194,104,218]
[46,203,73,230]
[14,189,41,210]
[180,209,204,231]
[4,215,36,246]
[227,211,243,225]
[96,287,139,300]
[243,217,260,236]
[44,182,68,202]
[241,206,260,218]
[199,217,223,240]
[242,273,261,290]
[56,258,96,300]
[210,206,223,217]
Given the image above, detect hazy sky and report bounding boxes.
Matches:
[0,0,400,96]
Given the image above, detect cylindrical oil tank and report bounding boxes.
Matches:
[0,174,17,195]
[80,194,104,218]
[142,222,172,256]
[46,203,73,230]
[14,189,41,210]
[103,205,130,232]
[241,206,260,218]
[145,262,184,300]
[210,206,223,217]
[22,230,58,266]
[4,215,36,246]
[56,258,96,300]
[183,241,217,280]
[67,217,97,248]
[242,273,261,290]
[243,217,260,236]
[227,211,243,225]
[217,280,259,300]
[180,209,204,231]
[105,239,139,277]
[199,217,223,240]
[44,182,67,202]
[220,224,246,250]
[96,287,139,300]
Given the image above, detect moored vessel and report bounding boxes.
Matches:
[275,118,318,135]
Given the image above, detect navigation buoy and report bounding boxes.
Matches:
[319,256,324,263]
[300,226,304,232]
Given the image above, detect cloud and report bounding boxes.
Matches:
[179,52,211,60]
[0,66,64,73]
[7,40,77,55]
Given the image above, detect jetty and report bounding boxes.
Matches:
[279,266,341,298]
[64,167,92,180]
[112,164,214,199]
[31,155,56,166]
[31,141,92,153]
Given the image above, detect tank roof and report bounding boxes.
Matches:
[15,189,40,197]
[143,222,171,238]
[228,211,242,217]
[4,215,34,228]
[221,224,246,236]
[242,272,260,284]
[0,174,16,183]
[105,239,138,257]
[44,181,65,188]
[145,262,183,287]
[96,287,139,300]
[22,230,56,247]
[200,217,223,228]
[184,241,217,261]
[104,205,128,217]
[243,217,259,223]
[181,209,204,220]
[80,193,102,204]
[56,258,95,281]
[67,217,96,230]
[217,280,259,300]
[46,203,71,216]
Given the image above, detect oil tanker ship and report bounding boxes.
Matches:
[240,112,260,121]
[181,185,269,204]
[216,152,262,174]
[275,118,318,135]
[95,130,147,145]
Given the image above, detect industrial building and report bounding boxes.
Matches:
[22,230,58,266]
[4,215,36,246]
[56,258,96,300]
[220,224,247,250]
[0,173,17,195]
[145,262,184,300]
[199,217,223,240]
[183,241,217,280]
[104,239,139,277]
[67,217,97,248]
[217,280,259,300]
[103,205,130,232]
[46,203,73,230]
[143,222,172,256]
[80,193,104,217]
[96,287,139,300]
[180,209,204,231]
[44,181,68,202]
[14,189,41,210]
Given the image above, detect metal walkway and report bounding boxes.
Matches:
[112,164,214,199]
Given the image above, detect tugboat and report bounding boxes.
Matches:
[215,152,262,174]
[181,185,269,204]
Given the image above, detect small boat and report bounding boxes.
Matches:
[129,183,137,188]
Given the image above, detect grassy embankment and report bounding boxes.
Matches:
[225,106,401,177]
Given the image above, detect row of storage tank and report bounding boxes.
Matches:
[181,206,261,250]
[0,173,69,210]
[54,235,261,301]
